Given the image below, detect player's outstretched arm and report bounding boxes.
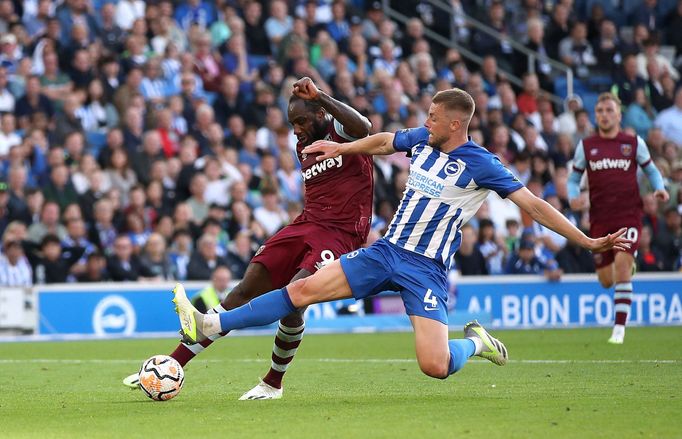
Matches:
[292,76,371,138]
[302,132,396,161]
[508,187,631,253]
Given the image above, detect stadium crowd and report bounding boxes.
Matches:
[0,0,681,288]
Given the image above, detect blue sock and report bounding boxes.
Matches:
[447,339,476,375]
[218,288,296,332]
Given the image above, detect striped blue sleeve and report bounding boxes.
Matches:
[392,127,429,153]
[472,152,524,198]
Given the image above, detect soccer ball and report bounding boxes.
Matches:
[138,355,184,401]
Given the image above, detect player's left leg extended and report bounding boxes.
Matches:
[174,260,353,343]
[410,316,508,379]
[609,251,635,344]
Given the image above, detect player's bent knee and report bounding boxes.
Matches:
[599,279,614,289]
[418,358,449,379]
[287,278,314,307]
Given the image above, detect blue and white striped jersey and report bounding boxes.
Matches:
[384,127,523,268]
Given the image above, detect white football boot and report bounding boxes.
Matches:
[239,380,283,400]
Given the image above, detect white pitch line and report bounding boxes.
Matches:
[0,358,679,365]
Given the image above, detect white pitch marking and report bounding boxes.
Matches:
[0,358,679,364]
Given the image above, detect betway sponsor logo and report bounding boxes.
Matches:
[407,170,445,197]
[302,156,343,181]
[588,158,632,171]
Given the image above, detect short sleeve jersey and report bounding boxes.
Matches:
[296,119,374,240]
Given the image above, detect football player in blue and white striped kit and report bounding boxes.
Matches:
[172,89,630,380]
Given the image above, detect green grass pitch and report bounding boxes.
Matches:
[1,327,681,439]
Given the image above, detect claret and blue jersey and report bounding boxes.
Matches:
[340,127,524,324]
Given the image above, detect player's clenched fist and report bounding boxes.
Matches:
[293,77,320,101]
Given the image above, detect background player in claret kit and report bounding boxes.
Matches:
[568,93,669,345]
[124,77,373,400]
[172,88,630,383]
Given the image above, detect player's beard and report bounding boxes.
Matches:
[598,121,618,137]
[429,133,447,149]
[309,119,328,144]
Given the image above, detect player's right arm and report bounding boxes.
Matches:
[636,136,670,202]
[509,187,630,253]
[567,140,588,211]
[302,127,426,160]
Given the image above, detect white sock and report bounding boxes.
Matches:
[612,324,625,337]
[467,337,484,356]
[201,314,221,336]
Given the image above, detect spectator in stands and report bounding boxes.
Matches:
[14,75,53,130]
[454,224,488,276]
[106,234,152,281]
[27,201,66,243]
[592,19,624,77]
[624,87,657,138]
[113,66,143,116]
[645,57,674,112]
[173,201,201,237]
[104,149,137,206]
[277,151,302,205]
[89,198,117,255]
[212,74,245,126]
[0,66,14,113]
[23,233,84,284]
[555,238,595,273]
[665,0,682,58]
[655,207,682,270]
[168,228,192,281]
[477,219,506,275]
[0,113,20,158]
[190,264,232,313]
[203,156,233,208]
[471,1,514,71]
[559,21,596,79]
[637,225,666,271]
[224,230,255,279]
[326,0,350,46]
[132,131,164,187]
[545,3,571,59]
[254,186,288,237]
[61,217,95,280]
[573,108,594,143]
[0,237,32,286]
[636,35,680,82]
[193,33,227,93]
[611,54,647,107]
[631,0,664,32]
[264,0,292,55]
[654,87,682,145]
[76,251,109,282]
[77,78,119,135]
[186,173,209,225]
[505,238,562,280]
[187,233,227,280]
[139,232,175,280]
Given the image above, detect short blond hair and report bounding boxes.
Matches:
[597,92,621,107]
[432,88,475,123]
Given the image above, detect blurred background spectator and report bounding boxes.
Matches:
[0,0,680,290]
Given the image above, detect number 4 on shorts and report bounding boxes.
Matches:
[423,289,438,310]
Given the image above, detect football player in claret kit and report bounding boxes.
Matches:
[568,92,669,344]
[172,88,630,383]
[124,77,373,400]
